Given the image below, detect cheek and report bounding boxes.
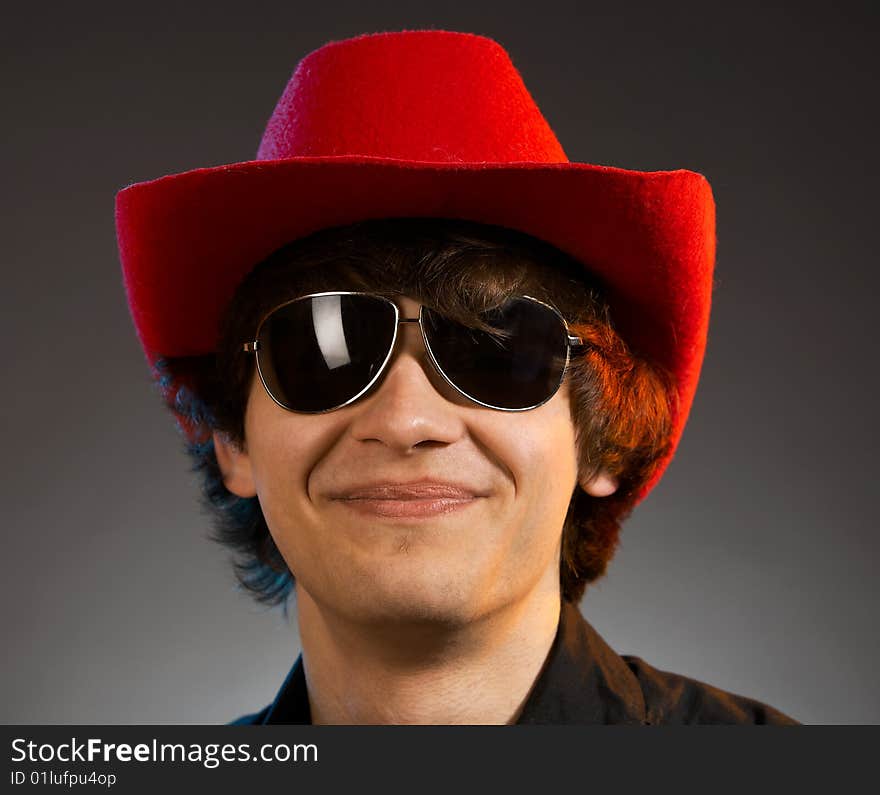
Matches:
[487,401,579,509]
[242,411,339,582]
[242,385,330,520]
[481,404,579,594]
[522,409,578,531]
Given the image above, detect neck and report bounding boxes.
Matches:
[295,583,562,725]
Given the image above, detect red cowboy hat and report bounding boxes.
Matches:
[115,29,715,505]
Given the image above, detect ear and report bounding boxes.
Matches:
[213,431,258,498]
[579,469,619,498]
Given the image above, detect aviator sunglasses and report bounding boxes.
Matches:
[242,291,586,413]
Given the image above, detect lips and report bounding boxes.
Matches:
[332,480,483,501]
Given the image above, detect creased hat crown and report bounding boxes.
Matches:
[257,30,568,164]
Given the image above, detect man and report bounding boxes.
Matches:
[115,30,798,724]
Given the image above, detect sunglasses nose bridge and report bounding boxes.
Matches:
[386,313,437,375]
[378,311,467,404]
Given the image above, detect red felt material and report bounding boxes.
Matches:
[115,29,716,505]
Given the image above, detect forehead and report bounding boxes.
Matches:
[394,295,422,316]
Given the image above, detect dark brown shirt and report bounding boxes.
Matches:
[230,600,799,725]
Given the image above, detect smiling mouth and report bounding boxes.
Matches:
[335,496,481,519]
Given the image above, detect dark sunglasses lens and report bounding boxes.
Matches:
[424,298,570,409]
[256,294,396,412]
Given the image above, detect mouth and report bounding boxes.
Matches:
[334,496,481,520]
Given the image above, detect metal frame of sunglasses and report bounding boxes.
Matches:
[242,291,586,413]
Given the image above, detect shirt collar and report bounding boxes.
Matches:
[260,600,646,725]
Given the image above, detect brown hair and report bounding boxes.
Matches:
[156,217,676,607]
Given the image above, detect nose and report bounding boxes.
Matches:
[346,297,470,452]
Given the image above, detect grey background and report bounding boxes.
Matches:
[2,1,877,724]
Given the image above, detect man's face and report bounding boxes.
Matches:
[215,295,614,626]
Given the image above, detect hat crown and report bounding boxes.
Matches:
[257,30,568,164]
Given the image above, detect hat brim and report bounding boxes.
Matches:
[116,154,715,502]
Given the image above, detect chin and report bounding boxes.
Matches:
[339,572,489,630]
